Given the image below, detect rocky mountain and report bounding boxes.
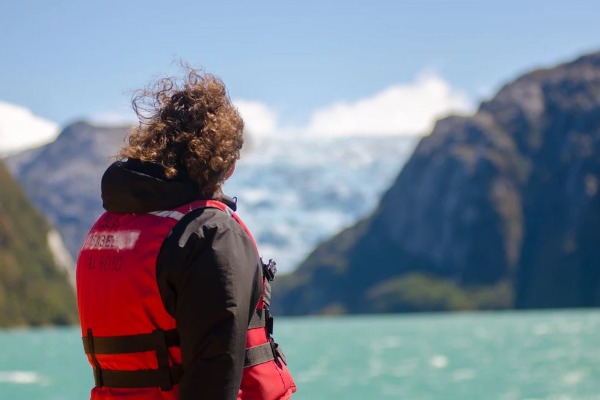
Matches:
[6,122,131,259]
[0,159,77,327]
[6,123,416,273]
[276,51,600,315]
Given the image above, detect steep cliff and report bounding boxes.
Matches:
[0,160,77,327]
[277,51,600,314]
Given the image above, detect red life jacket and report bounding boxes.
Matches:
[77,199,296,400]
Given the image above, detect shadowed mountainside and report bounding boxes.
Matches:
[0,160,77,327]
[276,51,600,315]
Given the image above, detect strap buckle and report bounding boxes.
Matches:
[261,258,277,281]
[269,339,287,366]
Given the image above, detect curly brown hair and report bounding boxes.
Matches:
[119,67,244,196]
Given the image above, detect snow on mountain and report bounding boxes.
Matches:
[225,135,416,272]
[7,121,416,274]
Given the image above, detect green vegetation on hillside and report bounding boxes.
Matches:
[0,161,78,327]
[366,273,514,312]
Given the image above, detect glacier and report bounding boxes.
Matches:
[6,122,417,274]
[225,135,417,272]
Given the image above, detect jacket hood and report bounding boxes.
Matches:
[101,159,237,213]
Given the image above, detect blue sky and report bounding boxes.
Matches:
[1,0,599,149]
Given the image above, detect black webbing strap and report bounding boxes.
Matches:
[248,309,266,329]
[263,280,272,308]
[244,342,275,368]
[86,329,103,386]
[82,329,179,355]
[93,365,184,389]
[261,280,274,337]
[83,328,181,390]
[152,329,173,390]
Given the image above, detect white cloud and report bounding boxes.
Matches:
[305,72,474,137]
[0,101,59,155]
[0,72,473,154]
[234,72,473,139]
[234,99,278,138]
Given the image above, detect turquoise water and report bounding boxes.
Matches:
[1,310,599,399]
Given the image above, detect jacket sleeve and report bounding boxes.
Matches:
[156,209,262,400]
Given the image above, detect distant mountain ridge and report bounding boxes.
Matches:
[0,160,77,327]
[276,51,600,315]
[6,123,416,273]
[6,122,131,259]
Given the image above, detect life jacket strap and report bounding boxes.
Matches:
[248,308,266,329]
[83,328,181,390]
[244,338,289,368]
[82,329,180,355]
[244,342,275,368]
[92,365,184,389]
[263,280,272,308]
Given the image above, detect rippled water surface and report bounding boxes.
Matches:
[1,310,599,399]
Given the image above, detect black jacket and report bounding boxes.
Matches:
[101,159,263,400]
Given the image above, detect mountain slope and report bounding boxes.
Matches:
[6,122,131,259]
[0,160,77,327]
[276,51,600,315]
[7,122,416,273]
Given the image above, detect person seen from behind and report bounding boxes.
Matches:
[76,67,296,400]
